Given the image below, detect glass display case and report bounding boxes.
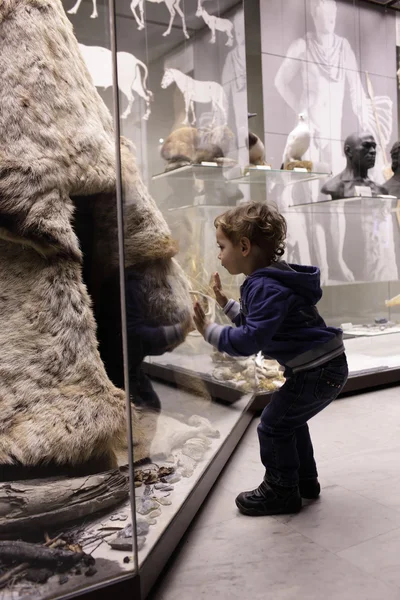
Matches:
[0,1,139,600]
[113,1,260,596]
[115,0,400,591]
[1,1,400,599]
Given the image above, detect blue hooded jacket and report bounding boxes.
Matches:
[205,262,344,372]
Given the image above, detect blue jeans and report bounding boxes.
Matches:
[257,353,348,488]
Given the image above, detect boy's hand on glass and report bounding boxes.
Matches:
[212,272,228,308]
[193,301,210,336]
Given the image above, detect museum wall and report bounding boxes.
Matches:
[260,0,397,178]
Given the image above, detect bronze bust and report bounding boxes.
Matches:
[384,141,400,198]
[321,133,388,200]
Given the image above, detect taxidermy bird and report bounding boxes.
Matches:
[281,113,310,169]
[248,131,267,165]
[247,112,267,165]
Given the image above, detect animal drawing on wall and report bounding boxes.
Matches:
[161,68,227,126]
[130,0,189,39]
[67,0,98,18]
[79,44,153,120]
[196,0,234,47]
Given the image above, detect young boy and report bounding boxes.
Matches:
[193,202,348,516]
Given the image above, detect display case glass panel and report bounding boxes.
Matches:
[0,1,138,598]
[110,0,276,572]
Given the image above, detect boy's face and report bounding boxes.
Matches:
[216,227,245,275]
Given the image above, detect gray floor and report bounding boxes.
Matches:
[150,386,400,599]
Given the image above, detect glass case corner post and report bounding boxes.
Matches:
[108,0,139,575]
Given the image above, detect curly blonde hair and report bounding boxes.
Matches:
[214,202,287,263]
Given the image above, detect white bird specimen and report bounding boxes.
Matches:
[281,113,310,168]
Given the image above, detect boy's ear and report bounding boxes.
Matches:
[240,237,251,257]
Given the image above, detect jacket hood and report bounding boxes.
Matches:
[248,261,322,304]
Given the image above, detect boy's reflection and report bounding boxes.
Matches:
[125,269,186,412]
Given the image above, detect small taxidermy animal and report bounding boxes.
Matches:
[161,126,234,171]
[281,113,310,169]
[161,127,198,171]
[248,131,267,166]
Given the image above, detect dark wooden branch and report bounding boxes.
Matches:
[0,541,83,567]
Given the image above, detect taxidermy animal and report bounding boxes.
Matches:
[197,124,235,157]
[160,125,234,171]
[79,44,153,120]
[196,0,234,47]
[67,0,97,18]
[130,0,189,39]
[281,113,310,169]
[248,131,267,166]
[161,127,199,170]
[0,0,193,472]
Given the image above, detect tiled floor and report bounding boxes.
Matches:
[149,386,400,599]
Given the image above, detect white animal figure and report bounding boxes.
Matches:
[79,44,153,120]
[130,0,189,39]
[281,113,310,168]
[196,0,234,46]
[68,0,98,18]
[161,68,227,126]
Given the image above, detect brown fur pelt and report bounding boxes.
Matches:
[0,0,192,469]
[197,125,235,157]
[161,125,235,171]
[161,127,199,171]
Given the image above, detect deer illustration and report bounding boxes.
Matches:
[67,0,98,19]
[196,0,234,47]
[130,0,189,39]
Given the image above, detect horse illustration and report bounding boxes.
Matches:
[130,0,189,39]
[196,0,234,46]
[161,68,227,126]
[68,0,98,18]
[79,45,153,120]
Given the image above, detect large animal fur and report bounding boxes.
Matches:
[0,0,192,469]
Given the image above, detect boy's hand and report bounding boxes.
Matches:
[193,301,210,337]
[212,272,228,308]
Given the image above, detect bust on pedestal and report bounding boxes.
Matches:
[384,141,400,198]
[321,133,388,200]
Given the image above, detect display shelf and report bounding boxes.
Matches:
[233,166,330,187]
[143,360,245,403]
[341,323,400,337]
[144,335,284,402]
[152,163,242,182]
[291,195,398,210]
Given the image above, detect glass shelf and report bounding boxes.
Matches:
[152,162,242,182]
[289,195,399,211]
[233,166,331,186]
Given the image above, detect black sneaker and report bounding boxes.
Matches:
[235,480,302,516]
[299,478,321,500]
